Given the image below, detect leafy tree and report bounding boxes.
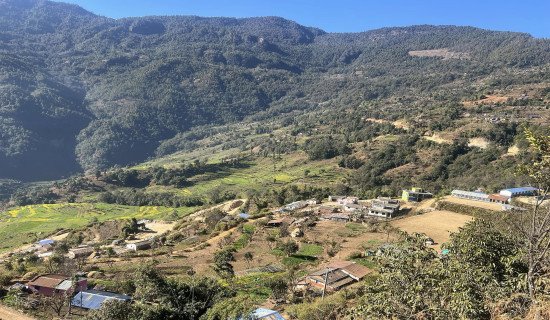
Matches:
[351,224,525,319]
[200,295,258,320]
[280,240,299,257]
[514,127,550,303]
[85,300,140,320]
[213,247,236,279]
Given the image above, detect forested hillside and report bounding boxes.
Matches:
[1,0,550,181]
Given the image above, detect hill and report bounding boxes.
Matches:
[0,0,550,181]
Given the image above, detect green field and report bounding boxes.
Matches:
[0,203,196,252]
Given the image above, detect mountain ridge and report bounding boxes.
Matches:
[0,0,549,181]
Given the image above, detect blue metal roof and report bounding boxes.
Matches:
[238,213,251,218]
[250,308,285,320]
[37,239,54,246]
[501,187,537,193]
[71,290,131,310]
[235,308,285,320]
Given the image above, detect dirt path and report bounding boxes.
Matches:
[0,304,36,320]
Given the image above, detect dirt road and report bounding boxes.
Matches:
[0,304,35,320]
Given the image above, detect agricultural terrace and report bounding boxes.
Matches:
[0,203,194,252]
[138,154,347,199]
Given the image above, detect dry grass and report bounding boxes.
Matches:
[391,210,473,251]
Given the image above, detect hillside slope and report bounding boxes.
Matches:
[1,0,550,181]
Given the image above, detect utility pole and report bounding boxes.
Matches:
[321,268,331,300]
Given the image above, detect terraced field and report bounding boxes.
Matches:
[0,203,195,252]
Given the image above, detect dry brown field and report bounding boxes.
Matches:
[391,210,473,251]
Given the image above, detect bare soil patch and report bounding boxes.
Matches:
[462,95,509,107]
[468,137,490,149]
[423,134,452,144]
[408,49,469,60]
[0,304,36,320]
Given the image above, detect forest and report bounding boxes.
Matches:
[0,0,550,181]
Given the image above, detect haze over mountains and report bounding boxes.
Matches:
[1,0,549,181]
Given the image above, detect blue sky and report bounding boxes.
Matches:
[57,0,550,38]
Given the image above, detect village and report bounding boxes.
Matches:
[0,183,540,319]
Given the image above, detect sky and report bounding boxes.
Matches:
[56,0,550,38]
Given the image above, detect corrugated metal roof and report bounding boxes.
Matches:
[71,290,131,310]
[28,274,67,288]
[237,213,251,218]
[37,239,54,246]
[341,263,372,280]
[250,308,286,320]
[501,187,537,193]
[451,190,489,199]
[56,278,86,291]
[56,280,73,291]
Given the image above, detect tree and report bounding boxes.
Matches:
[265,275,288,301]
[280,240,299,257]
[213,247,236,280]
[514,127,550,303]
[85,300,140,320]
[201,295,258,320]
[350,226,524,319]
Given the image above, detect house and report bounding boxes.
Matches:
[488,195,509,204]
[308,261,371,291]
[237,213,251,219]
[402,188,433,202]
[284,201,308,211]
[306,199,320,205]
[499,187,538,198]
[37,239,55,247]
[267,217,295,227]
[321,213,350,222]
[309,268,354,291]
[240,308,286,320]
[28,274,87,297]
[68,247,94,259]
[337,197,358,206]
[37,243,54,254]
[451,190,490,201]
[71,290,131,310]
[367,197,400,218]
[343,203,363,212]
[328,195,345,202]
[126,239,152,251]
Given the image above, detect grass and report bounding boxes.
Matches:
[0,203,196,252]
[345,223,367,231]
[297,244,323,256]
[281,244,323,267]
[234,224,256,250]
